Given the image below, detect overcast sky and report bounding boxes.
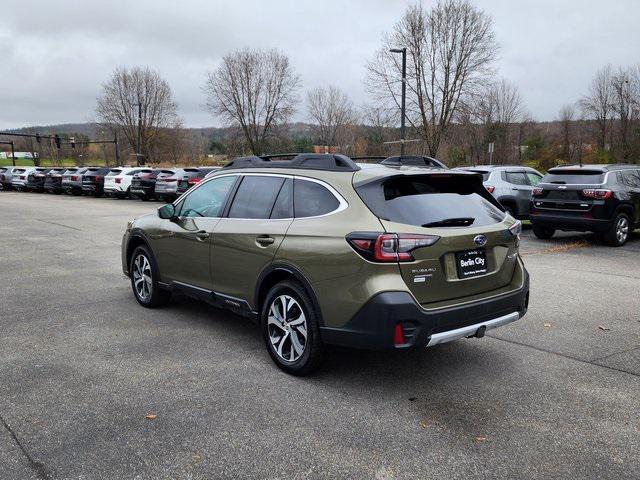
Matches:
[1,0,639,130]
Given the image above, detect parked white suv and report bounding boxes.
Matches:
[104,167,154,199]
[10,167,38,191]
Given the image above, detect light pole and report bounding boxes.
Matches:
[390,47,407,156]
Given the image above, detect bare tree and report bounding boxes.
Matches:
[456,78,526,164]
[580,65,614,150]
[307,85,358,147]
[204,48,300,155]
[558,103,576,161]
[611,65,640,159]
[367,0,498,157]
[96,66,180,164]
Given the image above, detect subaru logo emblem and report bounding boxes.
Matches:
[474,234,487,247]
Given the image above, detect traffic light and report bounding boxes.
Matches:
[54,134,61,149]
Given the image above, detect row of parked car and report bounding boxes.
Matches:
[0,165,220,202]
[2,156,639,246]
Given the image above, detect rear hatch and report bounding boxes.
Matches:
[83,168,107,186]
[533,169,606,213]
[155,169,181,192]
[354,172,519,305]
[177,168,203,193]
[131,171,158,189]
[104,169,123,189]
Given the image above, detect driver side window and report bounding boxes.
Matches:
[177,175,236,218]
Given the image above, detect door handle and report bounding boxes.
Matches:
[195,230,210,242]
[512,187,521,191]
[256,235,275,247]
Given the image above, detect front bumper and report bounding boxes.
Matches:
[319,270,529,350]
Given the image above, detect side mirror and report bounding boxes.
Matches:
[158,203,176,220]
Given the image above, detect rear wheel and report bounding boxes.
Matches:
[533,225,555,239]
[261,280,324,376]
[603,213,630,247]
[129,245,171,307]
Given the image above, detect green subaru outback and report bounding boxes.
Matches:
[122,154,529,375]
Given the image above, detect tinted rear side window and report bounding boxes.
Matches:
[294,179,340,218]
[357,175,505,228]
[270,178,293,219]
[229,175,285,219]
[543,170,605,184]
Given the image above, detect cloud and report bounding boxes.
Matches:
[1,0,639,129]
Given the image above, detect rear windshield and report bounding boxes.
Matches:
[14,168,26,173]
[107,169,122,176]
[357,174,505,228]
[543,169,605,184]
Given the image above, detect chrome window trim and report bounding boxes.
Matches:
[176,172,349,221]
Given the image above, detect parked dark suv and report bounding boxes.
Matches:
[81,167,110,196]
[176,167,220,196]
[530,164,640,246]
[130,170,159,201]
[122,153,529,375]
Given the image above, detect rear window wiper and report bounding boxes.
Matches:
[422,217,475,227]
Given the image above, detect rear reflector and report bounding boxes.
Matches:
[393,324,405,346]
[485,185,495,193]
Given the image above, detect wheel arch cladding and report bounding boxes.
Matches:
[126,233,151,268]
[255,264,323,325]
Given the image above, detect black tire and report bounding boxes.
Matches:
[140,193,151,201]
[129,245,171,308]
[603,212,631,247]
[261,280,325,376]
[532,225,555,240]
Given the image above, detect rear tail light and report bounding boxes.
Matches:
[20,175,26,180]
[346,232,440,263]
[163,178,177,182]
[582,189,612,199]
[115,178,122,184]
[71,175,78,181]
[188,177,202,185]
[532,188,544,196]
[485,185,495,193]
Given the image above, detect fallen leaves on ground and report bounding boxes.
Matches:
[598,325,611,331]
[420,420,429,429]
[475,436,488,442]
[543,322,552,328]
[145,414,157,420]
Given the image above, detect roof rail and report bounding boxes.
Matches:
[351,155,386,163]
[223,153,360,172]
[381,155,447,169]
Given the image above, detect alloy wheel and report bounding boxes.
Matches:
[616,217,629,244]
[133,254,153,301]
[267,294,307,362]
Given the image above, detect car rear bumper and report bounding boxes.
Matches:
[104,185,126,193]
[82,184,102,192]
[530,211,611,232]
[319,269,529,350]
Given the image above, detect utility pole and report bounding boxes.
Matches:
[390,47,407,156]
[114,132,120,165]
[135,101,143,166]
[0,141,16,166]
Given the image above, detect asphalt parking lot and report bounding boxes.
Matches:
[1,192,639,479]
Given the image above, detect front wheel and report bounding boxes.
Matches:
[261,280,324,376]
[129,245,171,308]
[533,225,555,240]
[603,213,630,247]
